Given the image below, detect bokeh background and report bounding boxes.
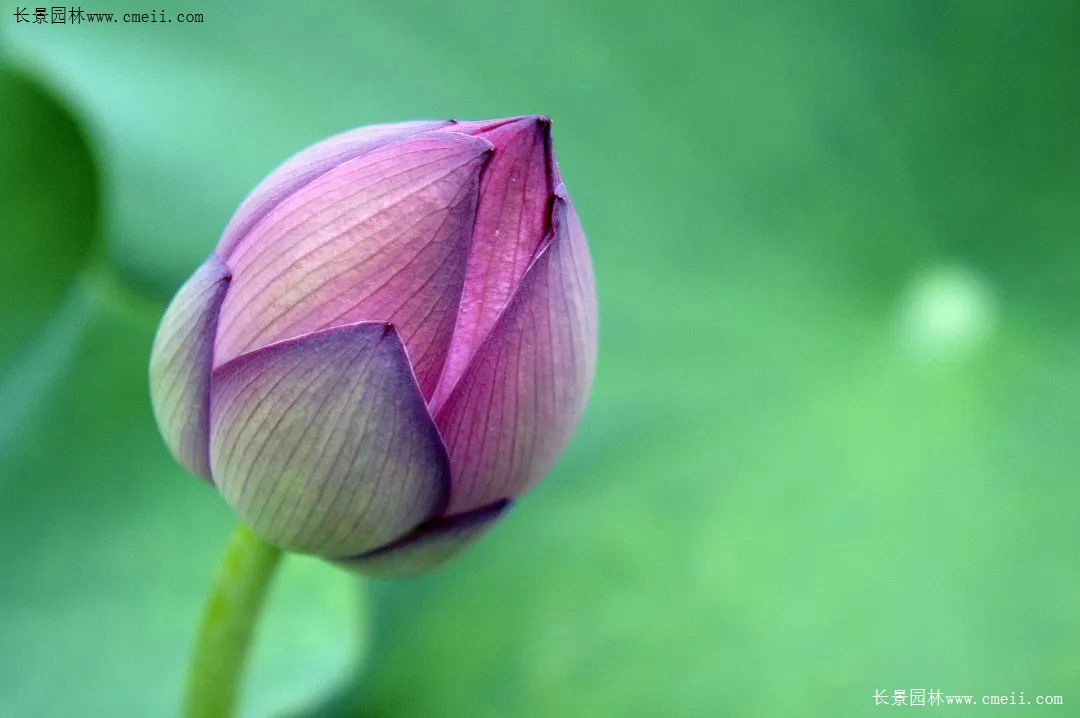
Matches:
[2,1,1078,715]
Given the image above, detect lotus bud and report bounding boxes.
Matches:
[149,117,597,576]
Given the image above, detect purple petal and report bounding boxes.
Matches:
[434,186,597,513]
[214,132,492,398]
[432,116,553,407]
[339,499,510,577]
[217,120,452,259]
[148,255,230,480]
[208,322,450,556]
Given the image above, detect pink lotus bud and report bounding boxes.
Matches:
[149,117,597,576]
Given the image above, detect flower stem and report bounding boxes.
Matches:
[184,523,283,718]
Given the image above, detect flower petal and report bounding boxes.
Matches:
[217,120,452,259]
[435,187,597,513]
[338,499,510,577]
[209,322,450,556]
[214,131,492,399]
[148,255,230,480]
[432,116,553,407]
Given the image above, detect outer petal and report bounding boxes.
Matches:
[214,132,492,398]
[339,499,510,577]
[434,186,597,513]
[432,116,554,407]
[208,322,450,557]
[217,120,452,259]
[148,255,230,480]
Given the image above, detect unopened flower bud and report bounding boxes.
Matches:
[150,117,597,576]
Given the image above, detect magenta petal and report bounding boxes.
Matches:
[434,187,597,513]
[217,120,452,259]
[208,322,450,556]
[432,116,553,407]
[338,499,510,577]
[148,255,230,480]
[214,132,493,398]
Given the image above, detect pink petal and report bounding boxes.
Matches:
[434,186,597,513]
[217,120,451,259]
[214,132,493,398]
[148,255,230,480]
[209,322,450,557]
[431,116,554,407]
[339,499,510,577]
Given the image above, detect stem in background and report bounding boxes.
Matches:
[184,523,283,718]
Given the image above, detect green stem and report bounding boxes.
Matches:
[184,523,283,718]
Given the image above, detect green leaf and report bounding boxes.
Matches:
[0,64,98,372]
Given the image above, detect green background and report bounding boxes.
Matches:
[2,1,1078,715]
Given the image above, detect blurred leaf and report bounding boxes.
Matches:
[0,63,98,372]
[0,275,364,716]
[244,555,366,718]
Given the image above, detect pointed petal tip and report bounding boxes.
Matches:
[444,115,551,139]
[438,129,496,154]
[495,114,552,129]
[506,114,551,127]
